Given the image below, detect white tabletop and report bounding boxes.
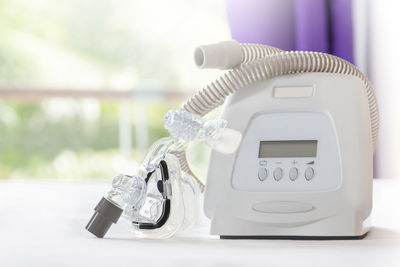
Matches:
[0,178,399,267]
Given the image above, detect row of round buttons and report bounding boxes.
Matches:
[258,167,315,181]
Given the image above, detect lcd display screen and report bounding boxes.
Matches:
[258,140,318,158]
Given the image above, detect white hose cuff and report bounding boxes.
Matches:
[194,40,243,69]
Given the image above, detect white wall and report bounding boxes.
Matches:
[368,0,400,178]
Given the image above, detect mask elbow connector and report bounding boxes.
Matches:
[86,197,123,238]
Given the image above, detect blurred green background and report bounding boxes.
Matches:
[0,100,172,179]
[0,0,230,179]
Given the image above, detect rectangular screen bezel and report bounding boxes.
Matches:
[258,140,318,158]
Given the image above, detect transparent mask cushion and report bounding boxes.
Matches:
[130,160,171,229]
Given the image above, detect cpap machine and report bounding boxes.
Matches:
[86,41,379,239]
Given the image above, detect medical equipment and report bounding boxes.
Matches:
[86,41,379,239]
[85,111,240,238]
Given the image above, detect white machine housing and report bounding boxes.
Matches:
[204,72,373,238]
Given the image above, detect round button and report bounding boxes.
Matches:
[273,167,283,181]
[305,167,315,181]
[289,167,298,181]
[258,167,268,181]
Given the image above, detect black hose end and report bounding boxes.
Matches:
[85,197,123,238]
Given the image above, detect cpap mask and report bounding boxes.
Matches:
[86,40,378,239]
[86,109,242,238]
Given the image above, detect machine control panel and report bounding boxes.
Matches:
[232,112,342,192]
[257,140,317,183]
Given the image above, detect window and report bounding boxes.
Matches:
[0,0,230,179]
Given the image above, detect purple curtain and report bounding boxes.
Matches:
[226,0,354,63]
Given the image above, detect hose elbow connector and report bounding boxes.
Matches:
[194,40,243,70]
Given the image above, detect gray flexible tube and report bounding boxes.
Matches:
[175,43,379,191]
